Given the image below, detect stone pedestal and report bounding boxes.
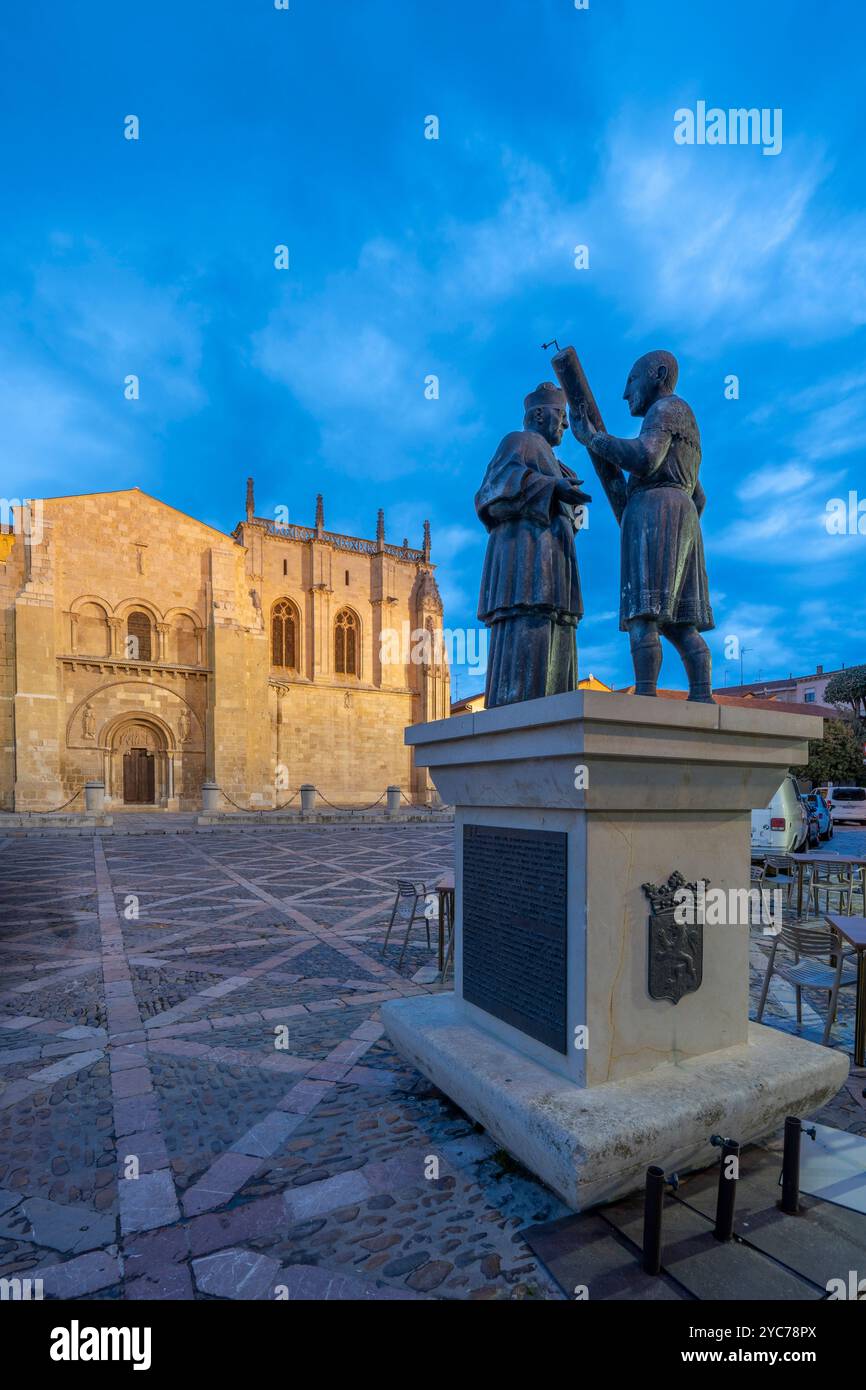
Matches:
[382,691,847,1211]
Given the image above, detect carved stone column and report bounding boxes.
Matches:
[108,617,123,658]
[156,622,169,662]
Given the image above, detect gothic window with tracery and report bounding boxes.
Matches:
[271,599,297,669]
[334,608,358,676]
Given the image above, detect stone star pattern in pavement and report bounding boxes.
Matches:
[0,826,568,1301]
[0,824,863,1301]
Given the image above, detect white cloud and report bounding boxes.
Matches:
[737,463,814,502]
[708,600,802,681]
[583,121,866,344]
[707,491,864,568]
[429,524,482,562]
[581,608,619,625]
[251,120,866,502]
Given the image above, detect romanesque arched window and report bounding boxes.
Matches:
[271,599,297,670]
[334,608,358,676]
[126,610,152,661]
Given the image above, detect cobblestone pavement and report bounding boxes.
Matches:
[0,825,863,1301]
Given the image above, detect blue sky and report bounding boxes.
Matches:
[3,0,865,698]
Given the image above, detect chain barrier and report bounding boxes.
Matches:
[0,787,85,816]
[313,789,389,812]
[215,786,431,814]
[217,788,303,813]
[2,785,434,817]
[400,790,431,807]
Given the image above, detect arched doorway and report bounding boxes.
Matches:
[107,719,172,808]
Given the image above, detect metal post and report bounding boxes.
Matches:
[712,1137,740,1241]
[780,1115,815,1214]
[642,1165,665,1275]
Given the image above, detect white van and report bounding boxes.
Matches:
[827,785,866,827]
[751,773,811,855]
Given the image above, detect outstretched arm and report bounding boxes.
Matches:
[568,404,629,524]
[587,415,673,478]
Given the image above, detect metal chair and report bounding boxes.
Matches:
[381,879,431,966]
[433,873,455,982]
[763,854,797,906]
[442,916,455,982]
[749,861,775,930]
[439,887,455,982]
[756,921,858,1045]
[809,861,859,916]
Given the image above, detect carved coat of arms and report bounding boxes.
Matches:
[641,871,705,1005]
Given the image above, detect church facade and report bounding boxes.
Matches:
[0,485,450,812]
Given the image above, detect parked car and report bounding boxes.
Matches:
[751,773,812,856]
[805,791,834,841]
[827,785,866,827]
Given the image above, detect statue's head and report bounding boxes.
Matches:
[523,382,567,445]
[623,351,679,417]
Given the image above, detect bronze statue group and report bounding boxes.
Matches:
[476,349,715,708]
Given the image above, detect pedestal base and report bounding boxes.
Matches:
[382,994,848,1212]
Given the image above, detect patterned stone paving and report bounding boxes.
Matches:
[0,822,864,1301]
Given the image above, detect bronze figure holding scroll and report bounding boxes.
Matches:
[553,345,715,703]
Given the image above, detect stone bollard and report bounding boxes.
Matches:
[300,784,317,814]
[84,780,105,815]
[201,782,222,813]
[386,785,401,814]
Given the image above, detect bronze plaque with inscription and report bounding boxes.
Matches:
[462,824,567,1054]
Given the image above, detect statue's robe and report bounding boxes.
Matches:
[475,429,584,708]
[590,395,714,633]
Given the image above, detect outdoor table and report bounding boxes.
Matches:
[824,915,866,1068]
[789,852,866,919]
[436,871,455,971]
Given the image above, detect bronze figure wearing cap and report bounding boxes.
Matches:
[475,382,591,708]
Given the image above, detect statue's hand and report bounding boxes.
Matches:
[569,404,596,448]
[556,482,592,506]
